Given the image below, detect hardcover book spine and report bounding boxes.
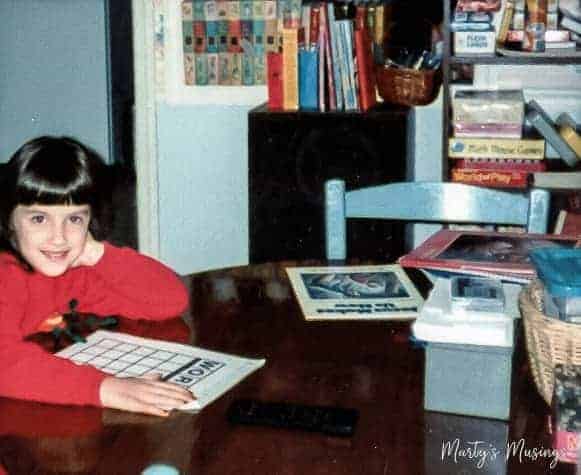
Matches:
[339,20,358,111]
[218,53,231,85]
[216,0,230,83]
[266,51,283,109]
[300,3,311,47]
[195,54,209,85]
[317,7,326,112]
[230,51,243,85]
[327,2,343,111]
[354,4,376,112]
[299,48,318,110]
[205,0,219,84]
[227,0,242,53]
[252,0,266,84]
[264,0,278,53]
[288,0,303,29]
[373,3,386,64]
[309,3,320,50]
[205,0,219,53]
[182,1,195,85]
[282,27,299,110]
[193,0,208,85]
[207,53,219,84]
[240,0,255,85]
[321,4,336,111]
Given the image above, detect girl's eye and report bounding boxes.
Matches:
[69,215,84,225]
[31,215,45,224]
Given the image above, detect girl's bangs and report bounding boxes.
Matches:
[15,179,93,206]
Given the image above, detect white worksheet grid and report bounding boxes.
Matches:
[66,337,197,380]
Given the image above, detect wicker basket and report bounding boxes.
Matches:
[519,280,581,405]
[376,66,441,107]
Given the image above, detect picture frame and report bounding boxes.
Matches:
[285,264,424,321]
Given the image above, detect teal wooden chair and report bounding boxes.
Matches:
[325,179,551,260]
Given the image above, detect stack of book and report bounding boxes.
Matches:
[449,89,548,188]
[451,0,581,55]
[267,1,389,112]
[452,2,499,56]
[499,0,580,53]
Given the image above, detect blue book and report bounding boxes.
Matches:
[240,0,254,84]
[204,0,219,53]
[299,49,318,110]
[252,0,266,84]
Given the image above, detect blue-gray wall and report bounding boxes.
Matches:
[0,0,111,162]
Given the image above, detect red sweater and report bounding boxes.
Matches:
[0,242,188,407]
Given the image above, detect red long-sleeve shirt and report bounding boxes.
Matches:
[0,242,188,407]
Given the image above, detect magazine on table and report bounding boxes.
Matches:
[398,229,581,283]
[57,330,266,412]
[285,264,424,321]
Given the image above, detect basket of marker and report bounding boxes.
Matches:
[376,48,441,107]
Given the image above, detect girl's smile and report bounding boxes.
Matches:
[11,204,91,276]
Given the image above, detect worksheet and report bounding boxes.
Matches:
[57,330,265,411]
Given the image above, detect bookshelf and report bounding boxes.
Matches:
[248,103,410,263]
[441,0,581,183]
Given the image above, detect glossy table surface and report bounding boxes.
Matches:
[0,262,576,474]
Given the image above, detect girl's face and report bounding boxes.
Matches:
[10,204,91,277]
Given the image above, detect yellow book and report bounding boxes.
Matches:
[449,137,545,159]
[282,27,299,111]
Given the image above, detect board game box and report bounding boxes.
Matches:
[398,229,581,282]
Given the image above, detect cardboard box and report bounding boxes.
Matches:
[453,90,524,126]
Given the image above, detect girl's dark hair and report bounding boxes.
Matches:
[0,136,112,254]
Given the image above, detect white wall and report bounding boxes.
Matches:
[409,91,444,249]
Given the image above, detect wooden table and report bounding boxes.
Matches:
[0,263,575,474]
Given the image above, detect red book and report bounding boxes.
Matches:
[267,52,283,109]
[455,158,547,172]
[320,5,336,111]
[354,5,377,112]
[193,21,207,53]
[309,4,320,50]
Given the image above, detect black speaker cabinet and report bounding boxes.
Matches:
[248,103,411,263]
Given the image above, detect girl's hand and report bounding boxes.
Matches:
[72,232,105,267]
[99,374,196,417]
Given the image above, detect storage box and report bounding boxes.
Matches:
[453,90,525,127]
[424,342,514,420]
[530,248,581,323]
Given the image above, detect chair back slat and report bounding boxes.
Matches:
[325,179,551,260]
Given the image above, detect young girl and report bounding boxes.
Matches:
[0,136,195,416]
